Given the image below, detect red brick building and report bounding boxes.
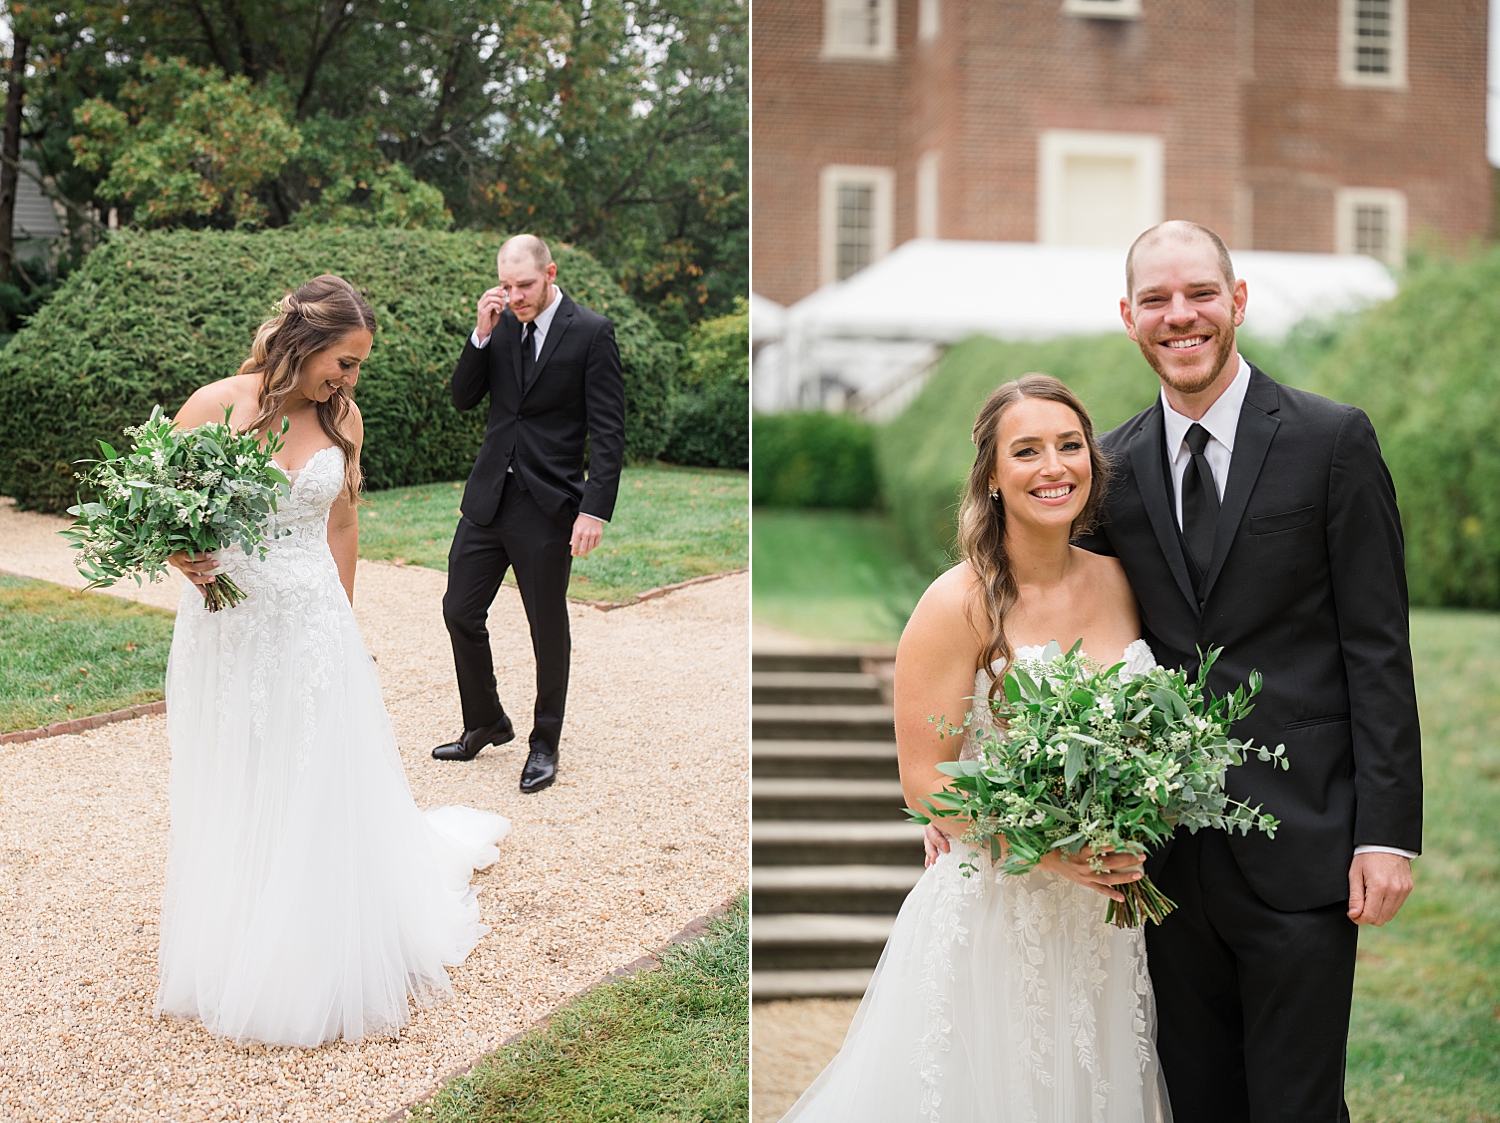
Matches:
[752,0,1490,307]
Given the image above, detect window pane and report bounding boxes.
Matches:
[837,183,875,280]
[1353,205,1389,257]
[1354,0,1392,75]
[834,0,882,48]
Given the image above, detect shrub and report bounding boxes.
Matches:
[1300,248,1500,608]
[661,300,748,469]
[0,227,677,511]
[752,411,879,509]
[876,334,1161,573]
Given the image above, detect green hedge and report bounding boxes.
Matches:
[1297,249,1500,608]
[0,227,677,511]
[662,301,748,470]
[876,334,1161,573]
[752,411,880,509]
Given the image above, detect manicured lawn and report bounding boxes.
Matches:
[361,464,748,603]
[0,574,175,733]
[752,508,931,643]
[753,509,1500,1116]
[413,893,748,1123]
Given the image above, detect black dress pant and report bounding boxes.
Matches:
[1145,828,1358,1123]
[442,476,573,752]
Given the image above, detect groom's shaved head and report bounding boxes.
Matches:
[497,234,553,274]
[1125,221,1235,302]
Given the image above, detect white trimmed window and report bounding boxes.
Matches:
[1037,130,1164,247]
[1339,0,1407,89]
[1335,188,1406,265]
[919,0,941,43]
[916,150,940,239]
[822,0,895,60]
[820,165,894,285]
[1061,0,1143,20]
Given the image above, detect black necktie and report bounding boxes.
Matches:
[520,321,536,389]
[1181,422,1219,577]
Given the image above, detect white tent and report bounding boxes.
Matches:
[759,239,1397,417]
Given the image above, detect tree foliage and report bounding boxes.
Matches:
[2,0,746,332]
[662,298,746,468]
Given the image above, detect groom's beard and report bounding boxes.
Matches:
[1137,324,1237,396]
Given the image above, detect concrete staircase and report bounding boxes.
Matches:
[751,649,926,999]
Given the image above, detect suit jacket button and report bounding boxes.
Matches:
[516,414,524,421]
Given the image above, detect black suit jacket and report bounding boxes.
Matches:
[450,292,626,526]
[1080,365,1422,911]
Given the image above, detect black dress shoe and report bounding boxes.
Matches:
[519,745,558,793]
[432,714,515,762]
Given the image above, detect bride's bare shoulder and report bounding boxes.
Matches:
[1071,546,1139,625]
[175,374,258,430]
[903,561,985,648]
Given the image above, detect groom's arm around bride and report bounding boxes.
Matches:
[434,234,626,794]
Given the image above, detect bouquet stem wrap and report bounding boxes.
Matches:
[65,407,292,612]
[913,642,1288,928]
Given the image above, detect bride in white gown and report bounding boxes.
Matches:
[160,275,510,1048]
[781,375,1172,1122]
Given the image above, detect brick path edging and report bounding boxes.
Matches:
[572,566,748,611]
[384,897,740,1122]
[0,700,166,745]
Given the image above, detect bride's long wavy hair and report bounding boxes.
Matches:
[957,374,1113,696]
[237,274,376,505]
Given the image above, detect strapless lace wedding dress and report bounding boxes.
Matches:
[780,641,1172,1123]
[157,445,511,1047]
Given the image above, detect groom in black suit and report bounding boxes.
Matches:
[433,234,625,793]
[1085,221,1422,1121]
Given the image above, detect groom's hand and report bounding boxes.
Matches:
[1347,852,1413,926]
[475,286,508,345]
[570,513,603,557]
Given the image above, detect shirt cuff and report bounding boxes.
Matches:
[471,329,491,349]
[1353,845,1417,860]
[578,511,606,524]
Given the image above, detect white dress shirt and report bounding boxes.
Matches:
[1159,355,1415,862]
[470,285,605,524]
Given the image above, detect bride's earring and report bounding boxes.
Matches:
[988,486,1000,501]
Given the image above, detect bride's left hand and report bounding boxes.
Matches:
[1038,847,1146,903]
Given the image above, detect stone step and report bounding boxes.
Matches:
[752,864,924,914]
[752,671,884,706]
[752,820,927,866]
[752,652,866,674]
[752,968,875,1000]
[753,704,895,742]
[751,913,897,970]
[752,777,909,822]
[751,739,899,780]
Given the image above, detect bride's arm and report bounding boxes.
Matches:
[894,565,985,837]
[326,405,364,605]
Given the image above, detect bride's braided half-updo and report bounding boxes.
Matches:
[238,274,376,505]
[956,373,1113,695]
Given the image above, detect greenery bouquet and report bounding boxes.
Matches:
[63,406,292,612]
[911,642,1288,927]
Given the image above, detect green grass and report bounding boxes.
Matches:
[751,511,1500,1114]
[752,508,929,643]
[415,892,748,1123]
[1343,609,1500,1121]
[0,573,175,733]
[360,463,748,603]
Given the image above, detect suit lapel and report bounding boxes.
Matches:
[523,295,575,399]
[1127,403,1200,614]
[1199,367,1281,604]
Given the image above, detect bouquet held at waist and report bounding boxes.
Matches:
[63,406,292,612]
[911,642,1288,928]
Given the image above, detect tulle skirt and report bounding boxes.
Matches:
[780,843,1172,1123]
[156,546,510,1047]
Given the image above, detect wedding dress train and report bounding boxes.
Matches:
[780,641,1172,1123]
[157,445,510,1047]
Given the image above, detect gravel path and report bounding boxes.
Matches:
[751,999,860,1123]
[0,498,748,1122]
